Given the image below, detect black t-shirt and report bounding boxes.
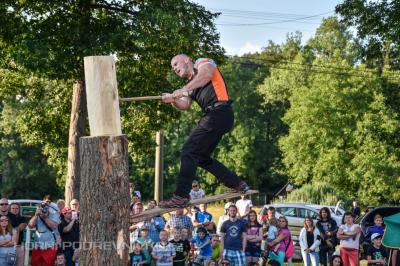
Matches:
[306,231,314,248]
[6,212,18,228]
[170,239,190,262]
[58,218,80,250]
[14,215,27,245]
[316,218,337,241]
[367,245,387,266]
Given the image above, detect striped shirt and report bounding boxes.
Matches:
[152,241,176,266]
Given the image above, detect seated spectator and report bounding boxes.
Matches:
[28,195,60,266]
[191,227,212,265]
[0,215,18,266]
[367,233,387,266]
[189,180,205,201]
[9,202,27,266]
[299,217,321,266]
[330,254,343,266]
[137,226,153,265]
[169,228,190,266]
[152,230,175,266]
[55,252,66,266]
[366,214,385,240]
[337,212,361,266]
[130,241,147,266]
[58,207,79,266]
[165,209,193,236]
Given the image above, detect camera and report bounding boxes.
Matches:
[41,202,49,214]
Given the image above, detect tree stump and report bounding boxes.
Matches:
[79,135,130,266]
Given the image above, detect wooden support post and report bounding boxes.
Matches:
[154,131,164,202]
[80,56,130,266]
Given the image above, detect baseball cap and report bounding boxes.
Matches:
[61,207,73,215]
[224,202,234,210]
[371,233,382,240]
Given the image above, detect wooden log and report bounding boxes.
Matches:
[154,131,164,202]
[84,56,122,136]
[80,135,130,266]
[65,81,87,204]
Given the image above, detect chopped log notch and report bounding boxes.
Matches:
[80,56,130,266]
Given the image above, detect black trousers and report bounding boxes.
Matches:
[174,105,241,198]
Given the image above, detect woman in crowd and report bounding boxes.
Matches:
[245,210,263,265]
[330,255,343,266]
[337,212,361,266]
[316,207,338,266]
[299,217,321,266]
[266,216,292,266]
[0,215,18,265]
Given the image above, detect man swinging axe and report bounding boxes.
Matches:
[159,54,249,208]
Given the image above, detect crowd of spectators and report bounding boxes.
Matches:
[0,182,397,266]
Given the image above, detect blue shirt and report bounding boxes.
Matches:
[366,225,385,239]
[221,219,246,250]
[192,235,212,257]
[165,214,193,231]
[196,212,213,223]
[144,216,165,243]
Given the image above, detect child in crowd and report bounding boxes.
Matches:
[191,227,212,266]
[181,228,191,241]
[152,230,176,266]
[169,228,191,266]
[366,214,385,240]
[211,235,221,260]
[262,217,280,263]
[130,241,147,266]
[367,233,387,266]
[137,226,153,265]
[189,180,205,201]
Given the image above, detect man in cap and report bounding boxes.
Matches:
[58,207,79,266]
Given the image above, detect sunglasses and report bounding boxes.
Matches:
[192,185,198,188]
[0,203,8,206]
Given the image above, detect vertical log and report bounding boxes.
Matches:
[154,131,164,202]
[80,136,130,266]
[84,56,122,136]
[65,81,87,205]
[81,56,129,265]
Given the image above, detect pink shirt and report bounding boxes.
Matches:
[339,223,361,250]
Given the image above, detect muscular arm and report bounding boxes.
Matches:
[184,63,215,92]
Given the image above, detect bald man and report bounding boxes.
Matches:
[159,54,249,208]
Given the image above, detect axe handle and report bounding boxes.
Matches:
[120,96,163,102]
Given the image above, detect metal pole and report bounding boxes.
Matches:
[154,131,164,202]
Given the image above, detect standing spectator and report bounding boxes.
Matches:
[0,215,18,266]
[262,217,280,264]
[316,207,338,266]
[58,207,80,266]
[55,252,67,266]
[266,216,292,266]
[245,210,263,265]
[137,226,154,265]
[194,204,215,234]
[191,227,212,265]
[211,235,220,260]
[152,230,175,266]
[235,195,252,220]
[189,180,205,201]
[331,255,343,266]
[130,241,147,266]
[220,205,247,266]
[366,214,385,240]
[169,228,190,266]
[165,209,193,234]
[28,195,60,266]
[56,200,66,215]
[351,201,361,219]
[337,212,361,266]
[0,198,17,227]
[299,217,321,266]
[9,203,27,266]
[217,202,233,235]
[367,233,387,266]
[144,200,165,243]
[130,202,145,245]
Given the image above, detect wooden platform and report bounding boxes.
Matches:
[131,190,259,223]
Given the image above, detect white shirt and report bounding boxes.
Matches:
[190,189,205,201]
[236,199,253,217]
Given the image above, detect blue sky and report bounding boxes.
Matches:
[193,0,343,55]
